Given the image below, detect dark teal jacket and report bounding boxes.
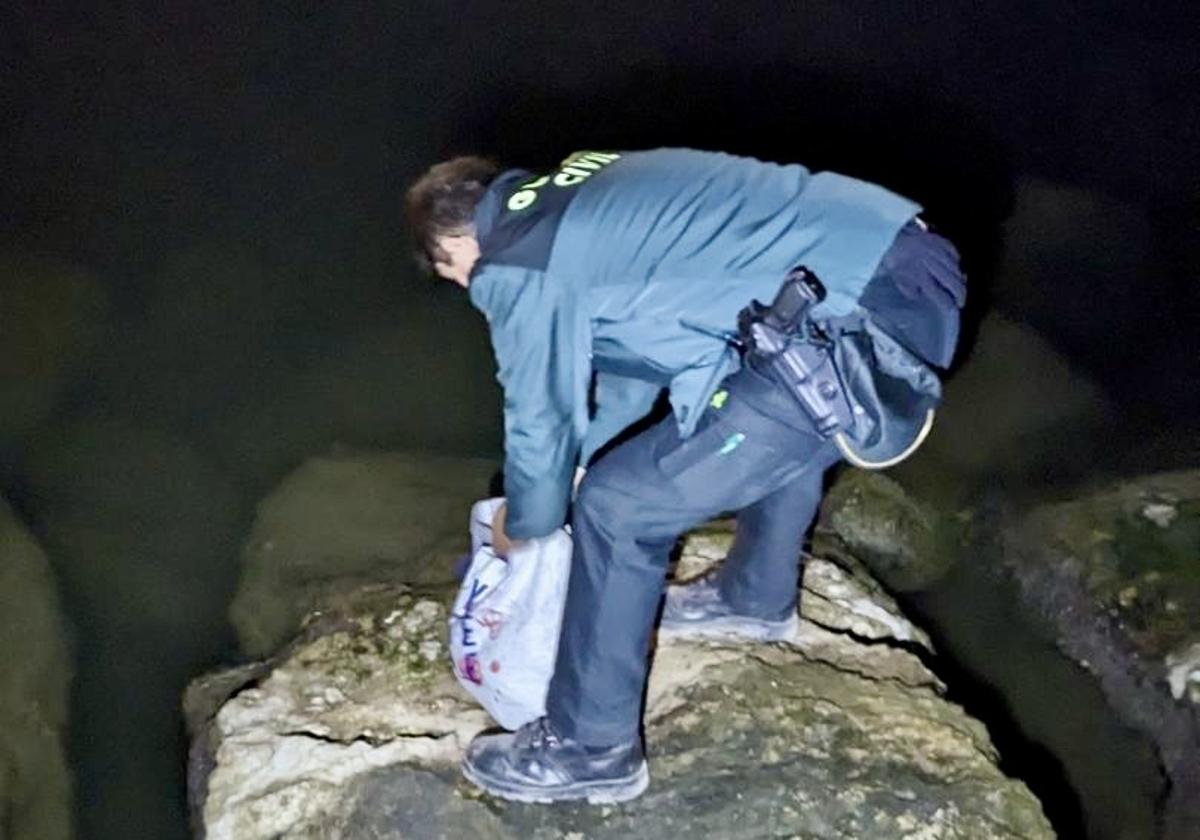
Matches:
[469,148,920,539]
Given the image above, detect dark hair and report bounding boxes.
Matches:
[405,155,501,273]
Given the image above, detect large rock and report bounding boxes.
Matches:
[1002,470,1200,840]
[0,253,108,456]
[678,522,934,648]
[193,531,1051,839]
[0,496,73,840]
[815,469,960,592]
[230,450,498,657]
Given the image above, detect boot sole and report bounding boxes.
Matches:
[657,612,799,642]
[461,759,650,805]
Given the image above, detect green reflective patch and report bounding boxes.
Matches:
[718,432,746,455]
[710,389,729,409]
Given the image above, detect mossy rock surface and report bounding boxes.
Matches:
[815,469,958,592]
[1016,470,1200,662]
[1002,470,1200,838]
[0,496,74,840]
[197,534,1050,839]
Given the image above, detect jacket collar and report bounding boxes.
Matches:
[473,168,531,251]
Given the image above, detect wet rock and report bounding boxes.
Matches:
[1166,642,1200,704]
[1002,469,1200,840]
[194,533,1051,839]
[815,469,959,592]
[0,496,73,840]
[230,449,497,657]
[1010,471,1200,677]
[0,253,108,456]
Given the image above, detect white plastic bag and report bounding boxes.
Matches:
[448,498,573,730]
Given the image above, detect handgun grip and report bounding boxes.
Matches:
[766,267,826,331]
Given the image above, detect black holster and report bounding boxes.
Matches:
[737,267,856,438]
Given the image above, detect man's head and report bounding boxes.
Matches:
[405,155,501,287]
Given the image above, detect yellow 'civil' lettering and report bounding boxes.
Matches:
[506,151,621,212]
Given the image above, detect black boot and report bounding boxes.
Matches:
[462,717,648,804]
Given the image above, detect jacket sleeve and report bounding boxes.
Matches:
[470,263,591,540]
[579,372,661,467]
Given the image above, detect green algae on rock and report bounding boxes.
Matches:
[816,469,961,592]
[1014,471,1200,672]
[1003,470,1200,840]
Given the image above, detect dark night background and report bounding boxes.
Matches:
[2,3,1198,838]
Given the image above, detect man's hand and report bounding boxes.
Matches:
[494,473,582,555]
[491,502,524,558]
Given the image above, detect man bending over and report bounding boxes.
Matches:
[406,148,966,803]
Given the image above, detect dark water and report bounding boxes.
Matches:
[909,559,1164,840]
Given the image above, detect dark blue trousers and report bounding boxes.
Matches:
[545,364,841,746]
[544,220,962,745]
